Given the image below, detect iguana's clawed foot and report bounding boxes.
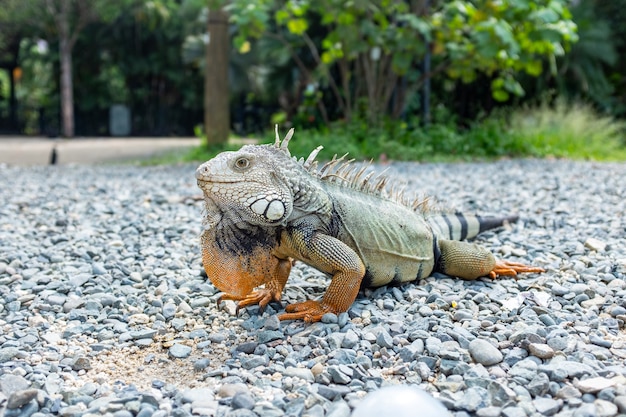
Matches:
[278,300,332,323]
[217,289,279,315]
[488,260,545,279]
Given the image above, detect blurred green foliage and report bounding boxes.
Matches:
[176,100,625,164]
[0,0,625,160]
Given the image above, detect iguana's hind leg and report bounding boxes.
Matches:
[437,240,544,280]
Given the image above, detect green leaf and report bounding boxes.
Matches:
[492,89,509,102]
[286,18,308,35]
[525,60,542,76]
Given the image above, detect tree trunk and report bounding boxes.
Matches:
[204,6,230,145]
[59,39,74,138]
[58,0,74,138]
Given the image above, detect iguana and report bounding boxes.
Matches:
[195,126,544,322]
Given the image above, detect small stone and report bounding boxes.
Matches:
[501,406,527,417]
[263,315,281,331]
[614,396,626,413]
[527,373,550,397]
[528,343,554,359]
[0,347,21,363]
[576,376,626,394]
[321,313,338,323]
[283,367,314,382]
[235,342,258,354]
[584,238,607,252]
[240,355,268,369]
[326,400,351,417]
[476,407,502,417]
[190,297,212,308]
[342,329,360,349]
[194,358,211,372]
[130,329,157,340]
[469,339,503,366]
[328,365,352,385]
[231,392,255,410]
[573,403,596,417]
[376,329,394,349]
[162,303,177,319]
[218,384,249,398]
[168,344,192,359]
[594,399,618,417]
[533,397,562,416]
[92,263,107,275]
[589,334,612,348]
[311,363,324,377]
[70,356,92,371]
[7,389,39,409]
[316,385,351,401]
[257,330,283,344]
[182,387,214,402]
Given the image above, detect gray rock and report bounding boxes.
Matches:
[257,330,283,344]
[316,385,351,401]
[533,398,562,416]
[326,400,351,417]
[240,355,269,370]
[342,329,360,349]
[615,396,626,414]
[168,344,192,359]
[594,399,618,417]
[193,358,210,371]
[328,365,352,385]
[0,347,21,363]
[501,406,527,417]
[283,367,314,382]
[0,374,30,395]
[527,373,550,397]
[7,389,39,409]
[231,392,255,410]
[469,339,503,366]
[528,343,555,359]
[376,329,394,349]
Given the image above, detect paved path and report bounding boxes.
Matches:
[0,136,201,166]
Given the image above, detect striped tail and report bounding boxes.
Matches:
[426,213,519,241]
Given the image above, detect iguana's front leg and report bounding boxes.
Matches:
[277,229,366,322]
[202,228,292,312]
[437,240,544,280]
[217,257,293,312]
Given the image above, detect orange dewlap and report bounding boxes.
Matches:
[201,228,291,301]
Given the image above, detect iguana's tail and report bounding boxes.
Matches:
[426,213,519,241]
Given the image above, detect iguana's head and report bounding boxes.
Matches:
[196,126,321,227]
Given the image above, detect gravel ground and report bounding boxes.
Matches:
[1,159,625,417]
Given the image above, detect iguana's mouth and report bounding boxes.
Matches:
[197,178,241,184]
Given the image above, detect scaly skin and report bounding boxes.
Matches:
[196,127,544,322]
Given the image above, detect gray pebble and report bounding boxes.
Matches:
[168,344,192,359]
[469,339,503,366]
[231,392,255,410]
[7,389,39,409]
[2,160,625,417]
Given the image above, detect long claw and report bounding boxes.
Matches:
[217,289,279,316]
[278,300,330,323]
[489,260,545,279]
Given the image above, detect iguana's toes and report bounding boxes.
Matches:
[489,260,545,279]
[219,290,278,316]
[278,300,329,323]
[217,293,239,305]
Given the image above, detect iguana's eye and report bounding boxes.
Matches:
[234,157,250,169]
